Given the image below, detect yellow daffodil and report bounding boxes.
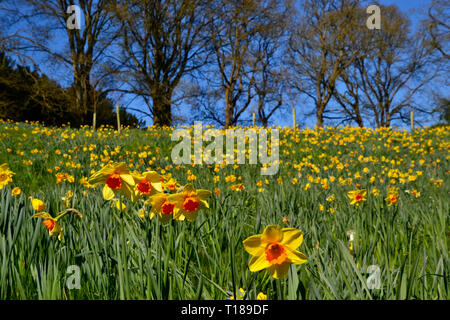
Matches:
[167,184,212,222]
[385,187,399,206]
[347,189,367,206]
[243,225,307,279]
[161,176,180,192]
[88,162,135,201]
[31,198,46,211]
[132,171,163,199]
[0,163,14,190]
[11,187,21,196]
[372,187,380,196]
[257,292,268,300]
[32,209,82,241]
[406,189,420,198]
[148,193,176,223]
[230,288,246,300]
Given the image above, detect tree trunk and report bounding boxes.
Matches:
[354,104,364,127]
[153,98,172,127]
[225,88,234,128]
[152,88,173,127]
[316,103,324,128]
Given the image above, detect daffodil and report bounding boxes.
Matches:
[347,189,367,206]
[32,209,82,241]
[148,193,176,223]
[385,187,399,206]
[0,163,14,190]
[243,225,307,279]
[230,288,246,300]
[167,184,212,222]
[31,198,46,211]
[161,176,180,192]
[256,292,268,300]
[88,162,135,201]
[132,171,163,199]
[11,187,21,197]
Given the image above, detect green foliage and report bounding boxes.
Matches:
[0,122,448,300]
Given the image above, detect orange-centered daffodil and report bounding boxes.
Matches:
[167,184,212,222]
[88,162,135,201]
[32,209,82,241]
[347,189,367,206]
[243,225,307,279]
[132,171,163,200]
[0,163,15,190]
[149,193,176,223]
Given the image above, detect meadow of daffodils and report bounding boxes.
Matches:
[0,119,448,300]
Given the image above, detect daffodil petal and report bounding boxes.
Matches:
[150,194,167,210]
[151,182,163,193]
[243,235,265,255]
[262,225,283,243]
[285,247,307,265]
[167,193,185,207]
[183,184,195,192]
[102,185,115,200]
[143,171,161,182]
[281,228,303,250]
[120,174,135,187]
[199,200,209,209]
[197,189,212,200]
[266,262,290,279]
[248,253,271,272]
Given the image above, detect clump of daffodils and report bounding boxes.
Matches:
[0,163,15,190]
[88,162,212,223]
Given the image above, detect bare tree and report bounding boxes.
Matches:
[287,0,364,128]
[425,0,449,59]
[250,0,293,127]
[111,0,208,126]
[206,0,274,128]
[4,0,119,125]
[356,5,438,127]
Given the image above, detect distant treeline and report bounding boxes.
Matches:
[0,52,142,128]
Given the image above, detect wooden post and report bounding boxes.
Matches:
[410,107,414,131]
[252,112,256,127]
[116,104,121,133]
[92,112,97,131]
[292,107,296,129]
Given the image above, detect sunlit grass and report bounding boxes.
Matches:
[0,121,448,299]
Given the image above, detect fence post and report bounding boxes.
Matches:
[293,108,296,129]
[93,112,97,131]
[116,104,121,133]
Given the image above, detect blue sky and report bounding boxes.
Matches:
[3,0,444,129]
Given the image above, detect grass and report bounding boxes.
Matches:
[0,120,448,299]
